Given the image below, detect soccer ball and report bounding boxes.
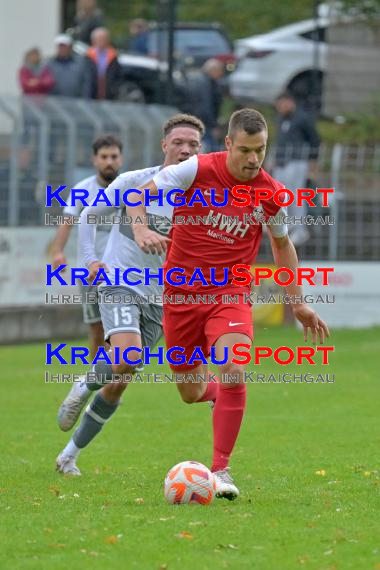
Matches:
[164,460,216,505]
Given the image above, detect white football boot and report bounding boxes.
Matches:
[213,468,240,500]
[56,453,81,476]
[57,375,91,431]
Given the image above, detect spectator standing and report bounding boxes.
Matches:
[87,28,122,100]
[72,0,104,44]
[48,34,93,98]
[128,18,149,55]
[19,48,55,95]
[189,58,225,152]
[272,92,321,247]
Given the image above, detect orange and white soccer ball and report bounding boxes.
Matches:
[164,460,216,505]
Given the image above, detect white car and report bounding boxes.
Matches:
[229,16,330,106]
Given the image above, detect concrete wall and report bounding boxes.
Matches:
[0,0,61,98]
[0,305,87,344]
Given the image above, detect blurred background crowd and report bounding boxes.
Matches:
[15,0,380,131]
[1,0,380,234]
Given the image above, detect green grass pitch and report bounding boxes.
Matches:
[1,326,379,570]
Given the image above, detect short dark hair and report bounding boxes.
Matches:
[163,114,205,138]
[228,108,267,139]
[92,134,123,155]
[276,91,295,103]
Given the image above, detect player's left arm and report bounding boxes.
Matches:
[126,179,171,255]
[127,156,198,255]
[268,216,330,344]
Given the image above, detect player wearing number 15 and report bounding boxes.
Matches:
[56,114,204,476]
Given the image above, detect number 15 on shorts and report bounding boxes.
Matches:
[112,306,133,326]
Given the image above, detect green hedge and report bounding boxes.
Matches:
[100,0,316,41]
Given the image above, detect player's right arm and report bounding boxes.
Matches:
[127,156,198,255]
[268,230,329,345]
[78,175,122,279]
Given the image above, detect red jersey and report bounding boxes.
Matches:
[154,152,285,293]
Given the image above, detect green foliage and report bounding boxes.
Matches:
[320,93,380,144]
[338,0,380,20]
[176,0,315,39]
[100,0,317,42]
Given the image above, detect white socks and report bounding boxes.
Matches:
[62,438,80,460]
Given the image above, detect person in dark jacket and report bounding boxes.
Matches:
[128,18,149,55]
[19,48,55,95]
[47,34,93,98]
[86,27,123,100]
[189,58,225,152]
[273,91,321,246]
[72,0,104,44]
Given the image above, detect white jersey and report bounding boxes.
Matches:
[64,174,114,265]
[79,166,173,304]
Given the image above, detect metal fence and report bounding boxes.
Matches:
[0,95,379,261]
[260,142,380,262]
[0,95,177,226]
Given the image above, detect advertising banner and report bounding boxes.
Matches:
[0,227,77,306]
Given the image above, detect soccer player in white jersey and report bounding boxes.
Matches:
[56,114,205,476]
[50,135,123,359]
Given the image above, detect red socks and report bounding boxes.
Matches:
[211,384,247,472]
[196,373,219,403]
[194,374,247,472]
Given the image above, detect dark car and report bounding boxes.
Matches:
[145,22,236,71]
[117,51,188,105]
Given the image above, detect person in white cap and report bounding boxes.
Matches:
[47,34,93,98]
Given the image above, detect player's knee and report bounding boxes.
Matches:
[180,392,199,404]
[177,384,202,404]
[102,382,127,401]
[219,362,245,385]
[112,362,137,375]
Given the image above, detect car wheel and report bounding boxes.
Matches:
[288,71,323,112]
[118,81,146,103]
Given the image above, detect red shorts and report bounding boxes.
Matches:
[163,288,254,371]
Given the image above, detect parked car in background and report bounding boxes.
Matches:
[229,15,330,108]
[146,22,236,71]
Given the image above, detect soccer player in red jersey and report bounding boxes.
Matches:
[127,108,329,499]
